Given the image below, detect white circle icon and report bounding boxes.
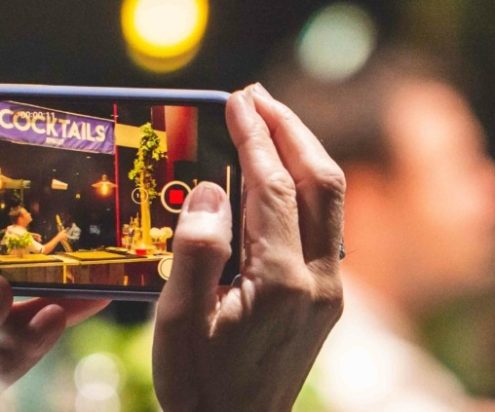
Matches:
[160,180,191,213]
[131,188,149,205]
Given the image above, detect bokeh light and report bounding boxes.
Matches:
[297,2,377,82]
[121,0,209,73]
[74,353,123,412]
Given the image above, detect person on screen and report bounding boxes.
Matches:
[2,206,68,255]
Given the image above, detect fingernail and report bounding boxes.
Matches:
[186,183,224,213]
[253,82,271,97]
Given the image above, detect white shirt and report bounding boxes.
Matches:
[2,225,44,254]
[294,276,471,412]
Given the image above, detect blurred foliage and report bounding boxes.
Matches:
[293,374,331,412]
[421,290,495,397]
[68,316,158,411]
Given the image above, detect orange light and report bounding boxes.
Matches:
[92,174,117,197]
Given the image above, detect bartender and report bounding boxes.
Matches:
[2,206,67,254]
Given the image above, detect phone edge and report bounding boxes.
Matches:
[0,84,230,105]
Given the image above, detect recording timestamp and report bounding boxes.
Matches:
[12,110,56,120]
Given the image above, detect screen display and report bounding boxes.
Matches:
[0,96,240,297]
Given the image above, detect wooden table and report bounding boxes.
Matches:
[0,252,171,287]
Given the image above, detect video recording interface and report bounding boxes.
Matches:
[0,97,240,298]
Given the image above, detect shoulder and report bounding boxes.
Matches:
[6,225,26,235]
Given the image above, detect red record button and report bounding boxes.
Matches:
[160,180,192,214]
[168,188,185,205]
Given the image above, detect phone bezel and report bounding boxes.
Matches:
[0,84,237,301]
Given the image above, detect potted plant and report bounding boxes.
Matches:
[4,232,32,258]
[128,123,165,248]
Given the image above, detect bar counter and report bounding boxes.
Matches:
[0,252,170,287]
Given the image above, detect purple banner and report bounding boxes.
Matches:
[0,101,114,154]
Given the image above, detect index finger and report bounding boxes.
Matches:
[226,88,305,284]
[8,298,110,327]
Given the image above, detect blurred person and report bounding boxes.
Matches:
[2,206,68,255]
[0,85,346,411]
[267,47,495,411]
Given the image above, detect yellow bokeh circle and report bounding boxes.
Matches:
[121,0,209,59]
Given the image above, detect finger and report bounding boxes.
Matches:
[226,89,287,190]
[0,277,13,325]
[158,182,232,319]
[252,84,342,184]
[43,299,110,327]
[9,298,110,327]
[153,182,232,407]
[0,304,66,388]
[226,88,305,283]
[27,304,66,356]
[251,84,346,268]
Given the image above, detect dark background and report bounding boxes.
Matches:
[0,1,493,141]
[0,0,495,404]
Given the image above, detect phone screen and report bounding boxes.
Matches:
[0,94,240,299]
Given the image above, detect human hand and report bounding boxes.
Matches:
[31,233,42,242]
[57,230,68,242]
[152,83,345,411]
[0,276,109,390]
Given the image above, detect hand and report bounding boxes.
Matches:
[153,84,345,411]
[0,276,109,390]
[57,231,68,242]
[30,233,42,242]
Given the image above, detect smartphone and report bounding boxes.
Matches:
[0,84,241,300]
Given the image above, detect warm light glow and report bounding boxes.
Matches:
[101,184,110,197]
[92,174,117,197]
[121,0,209,73]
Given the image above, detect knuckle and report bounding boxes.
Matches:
[260,170,297,203]
[271,102,301,137]
[311,273,344,317]
[312,166,347,197]
[235,120,270,154]
[248,119,271,141]
[237,113,270,144]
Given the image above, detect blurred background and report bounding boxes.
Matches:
[0,0,495,410]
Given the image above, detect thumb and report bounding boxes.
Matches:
[158,182,232,318]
